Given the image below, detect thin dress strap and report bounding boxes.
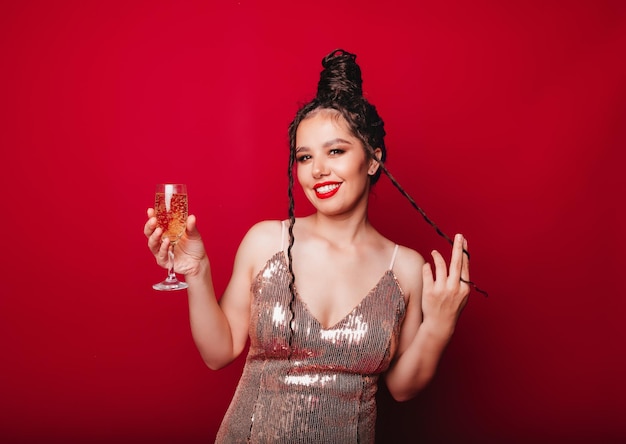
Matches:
[389,244,399,270]
[281,220,286,252]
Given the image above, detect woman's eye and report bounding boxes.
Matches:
[296,154,311,162]
[329,148,345,155]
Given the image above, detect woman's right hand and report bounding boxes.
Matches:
[144,208,208,277]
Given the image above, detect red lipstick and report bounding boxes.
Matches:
[313,181,341,199]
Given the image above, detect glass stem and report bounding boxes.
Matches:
[166,247,177,282]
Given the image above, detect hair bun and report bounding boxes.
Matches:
[316,49,363,103]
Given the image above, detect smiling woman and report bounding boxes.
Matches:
[295,113,378,208]
[144,49,472,443]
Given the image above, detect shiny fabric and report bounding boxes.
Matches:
[216,251,406,443]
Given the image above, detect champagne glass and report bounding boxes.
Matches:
[152,183,189,291]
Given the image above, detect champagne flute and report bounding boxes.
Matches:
[152,183,189,291]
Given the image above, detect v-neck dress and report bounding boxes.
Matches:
[215,244,406,443]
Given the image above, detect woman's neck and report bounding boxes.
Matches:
[305,210,373,247]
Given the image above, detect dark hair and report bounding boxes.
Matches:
[284,50,486,337]
[288,49,386,185]
[285,50,387,309]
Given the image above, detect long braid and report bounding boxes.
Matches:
[366,147,489,297]
[326,49,488,297]
[347,101,489,295]
[286,143,297,354]
[285,49,488,348]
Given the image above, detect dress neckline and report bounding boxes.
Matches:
[277,252,403,330]
[296,269,398,330]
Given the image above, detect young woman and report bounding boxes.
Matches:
[144,49,471,443]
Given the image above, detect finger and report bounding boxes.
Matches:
[186,214,200,239]
[144,217,157,238]
[431,249,447,284]
[143,208,157,237]
[147,226,163,253]
[156,236,171,265]
[422,262,434,292]
[448,234,465,283]
[461,238,470,283]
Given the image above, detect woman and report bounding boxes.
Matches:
[145,49,470,443]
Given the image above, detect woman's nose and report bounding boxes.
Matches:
[312,158,329,178]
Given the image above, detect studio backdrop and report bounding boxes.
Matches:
[1,1,625,442]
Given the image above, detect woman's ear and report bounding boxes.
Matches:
[368,148,383,175]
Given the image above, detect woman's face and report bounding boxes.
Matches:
[295,110,380,216]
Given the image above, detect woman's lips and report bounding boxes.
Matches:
[314,182,341,199]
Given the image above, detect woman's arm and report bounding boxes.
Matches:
[145,211,278,370]
[188,221,279,369]
[385,234,471,401]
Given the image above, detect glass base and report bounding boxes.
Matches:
[153,277,188,291]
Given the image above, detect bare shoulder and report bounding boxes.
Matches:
[395,245,425,269]
[236,220,284,272]
[392,245,425,297]
[242,220,283,244]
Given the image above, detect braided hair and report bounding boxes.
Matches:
[285,50,486,344]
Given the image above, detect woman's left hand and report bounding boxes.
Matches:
[421,233,471,333]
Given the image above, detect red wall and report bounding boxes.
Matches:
[2,1,625,442]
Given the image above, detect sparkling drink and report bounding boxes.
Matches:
[155,188,188,243]
[152,183,188,291]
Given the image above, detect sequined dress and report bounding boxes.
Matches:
[215,228,406,443]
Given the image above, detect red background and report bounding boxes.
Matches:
[1,1,625,442]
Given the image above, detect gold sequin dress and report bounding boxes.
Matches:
[216,227,406,443]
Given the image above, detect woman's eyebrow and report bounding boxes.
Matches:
[323,138,352,147]
[296,138,352,153]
